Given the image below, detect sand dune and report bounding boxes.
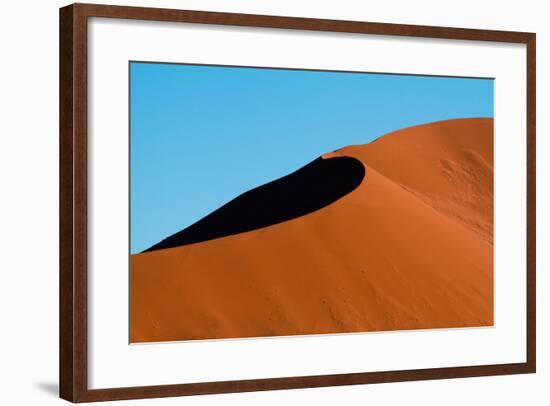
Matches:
[130,118,493,343]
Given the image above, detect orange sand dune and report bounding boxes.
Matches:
[130,118,493,343]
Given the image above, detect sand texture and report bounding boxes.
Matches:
[130,118,494,343]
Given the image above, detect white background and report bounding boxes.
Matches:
[89,18,526,389]
[0,0,547,404]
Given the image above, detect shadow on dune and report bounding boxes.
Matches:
[143,156,365,252]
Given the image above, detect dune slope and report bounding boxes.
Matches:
[144,156,365,252]
[130,118,493,343]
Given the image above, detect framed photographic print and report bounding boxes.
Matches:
[59,3,536,402]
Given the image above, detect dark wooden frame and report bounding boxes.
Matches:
[60,3,536,402]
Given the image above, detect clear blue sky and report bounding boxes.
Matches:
[130,62,493,253]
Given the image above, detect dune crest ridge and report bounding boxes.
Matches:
[131,118,493,343]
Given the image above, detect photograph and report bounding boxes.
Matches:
[53,3,537,402]
[129,62,495,343]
